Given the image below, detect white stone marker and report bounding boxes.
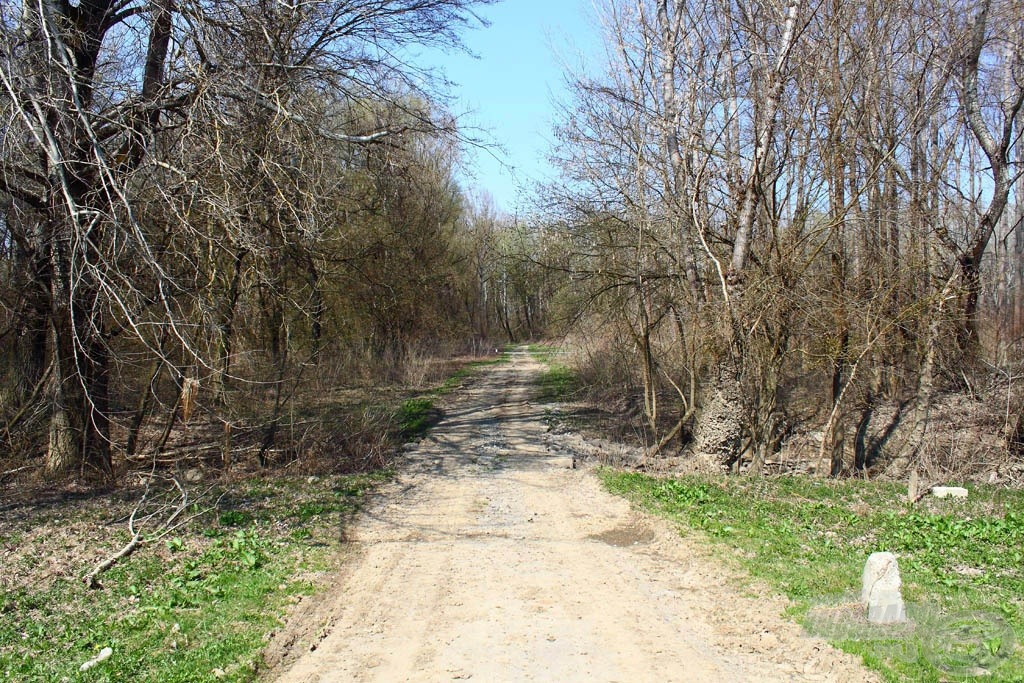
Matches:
[862,552,907,624]
[930,486,969,499]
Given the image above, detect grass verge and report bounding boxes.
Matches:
[526,344,561,364]
[0,472,389,683]
[600,471,1024,682]
[528,346,578,403]
[397,397,438,439]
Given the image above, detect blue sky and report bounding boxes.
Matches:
[418,1,603,215]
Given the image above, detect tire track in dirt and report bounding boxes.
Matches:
[270,349,878,682]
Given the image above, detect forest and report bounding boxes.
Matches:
[1,0,1023,487]
[0,0,552,484]
[542,0,1024,480]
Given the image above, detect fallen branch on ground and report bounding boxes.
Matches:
[84,476,220,588]
[0,463,41,481]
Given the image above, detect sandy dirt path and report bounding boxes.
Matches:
[271,350,877,682]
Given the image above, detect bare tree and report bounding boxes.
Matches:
[548,0,1024,476]
[0,0,492,478]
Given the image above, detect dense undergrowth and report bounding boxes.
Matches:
[602,471,1024,682]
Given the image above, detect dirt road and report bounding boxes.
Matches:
[271,350,877,682]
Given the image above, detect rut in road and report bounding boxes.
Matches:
[271,350,877,682]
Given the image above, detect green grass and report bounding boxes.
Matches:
[526,344,562,365]
[0,471,389,683]
[397,397,437,438]
[535,364,577,402]
[528,345,577,402]
[601,471,1024,682]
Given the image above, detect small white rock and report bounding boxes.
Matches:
[931,486,969,499]
[79,647,113,672]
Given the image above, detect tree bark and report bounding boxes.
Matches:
[694,0,804,472]
[956,0,1023,353]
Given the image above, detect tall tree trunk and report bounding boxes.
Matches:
[45,214,111,479]
[692,0,803,472]
[213,248,247,403]
[1,233,50,419]
[956,0,1023,354]
[308,261,325,363]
